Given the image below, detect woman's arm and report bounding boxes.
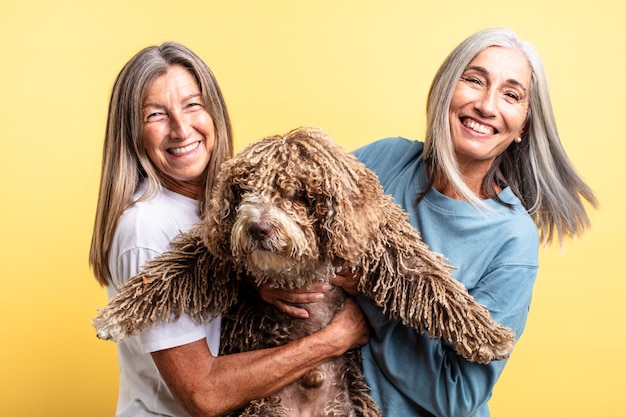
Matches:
[151,296,369,417]
[353,263,536,417]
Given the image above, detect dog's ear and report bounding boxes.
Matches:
[283,127,388,266]
[317,150,386,266]
[202,157,240,258]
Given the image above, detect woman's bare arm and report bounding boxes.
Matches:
[151,297,369,417]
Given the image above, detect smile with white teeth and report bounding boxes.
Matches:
[169,141,200,155]
[462,119,496,135]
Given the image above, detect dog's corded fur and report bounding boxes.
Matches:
[93,127,515,416]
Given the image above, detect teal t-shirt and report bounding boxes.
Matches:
[354,137,539,417]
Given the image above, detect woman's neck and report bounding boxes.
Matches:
[432,170,500,200]
[159,173,201,200]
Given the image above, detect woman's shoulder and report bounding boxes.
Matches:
[353,137,424,177]
[354,137,422,160]
[115,189,198,250]
[490,191,540,253]
[115,199,180,250]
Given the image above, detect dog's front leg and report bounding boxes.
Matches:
[92,228,239,342]
[359,242,515,364]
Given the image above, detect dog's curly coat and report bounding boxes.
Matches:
[93,127,515,416]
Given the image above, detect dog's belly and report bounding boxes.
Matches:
[277,358,354,417]
[220,285,355,416]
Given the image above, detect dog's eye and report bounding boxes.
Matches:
[289,193,308,206]
[283,187,297,199]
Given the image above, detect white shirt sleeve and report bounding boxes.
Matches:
[139,314,221,354]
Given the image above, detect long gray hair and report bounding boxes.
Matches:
[90,42,233,285]
[424,27,597,244]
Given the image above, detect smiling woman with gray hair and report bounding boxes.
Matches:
[348,27,598,417]
[262,27,597,417]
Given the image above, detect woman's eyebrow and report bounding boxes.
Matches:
[465,65,528,92]
[143,93,203,109]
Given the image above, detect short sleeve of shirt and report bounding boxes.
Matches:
[140,315,222,355]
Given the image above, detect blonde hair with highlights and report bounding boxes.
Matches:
[89,42,233,285]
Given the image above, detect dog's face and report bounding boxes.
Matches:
[230,188,322,283]
[202,127,385,289]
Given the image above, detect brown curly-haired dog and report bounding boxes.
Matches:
[93,126,515,417]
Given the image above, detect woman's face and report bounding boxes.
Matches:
[449,46,531,175]
[141,64,215,193]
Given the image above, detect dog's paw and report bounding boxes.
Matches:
[477,333,515,363]
[458,326,515,364]
[95,326,113,341]
[92,315,125,342]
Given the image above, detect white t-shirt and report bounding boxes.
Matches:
[107,180,221,417]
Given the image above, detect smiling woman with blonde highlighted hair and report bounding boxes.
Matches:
[90,42,232,286]
[89,42,369,417]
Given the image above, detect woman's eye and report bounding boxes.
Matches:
[507,93,520,100]
[461,76,482,85]
[504,91,522,103]
[185,101,204,111]
[146,112,166,122]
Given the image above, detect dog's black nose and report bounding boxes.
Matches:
[248,222,273,241]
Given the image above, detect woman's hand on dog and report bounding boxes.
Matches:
[258,270,362,318]
[329,296,370,350]
[260,289,369,351]
[257,282,332,318]
[331,269,361,296]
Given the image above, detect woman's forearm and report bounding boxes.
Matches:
[152,297,369,417]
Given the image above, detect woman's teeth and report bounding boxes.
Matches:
[463,119,495,135]
[170,141,200,155]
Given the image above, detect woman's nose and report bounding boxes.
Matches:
[474,89,497,117]
[169,111,191,140]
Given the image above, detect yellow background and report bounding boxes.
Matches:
[1,1,624,416]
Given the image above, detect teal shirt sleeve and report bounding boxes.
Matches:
[353,138,539,417]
